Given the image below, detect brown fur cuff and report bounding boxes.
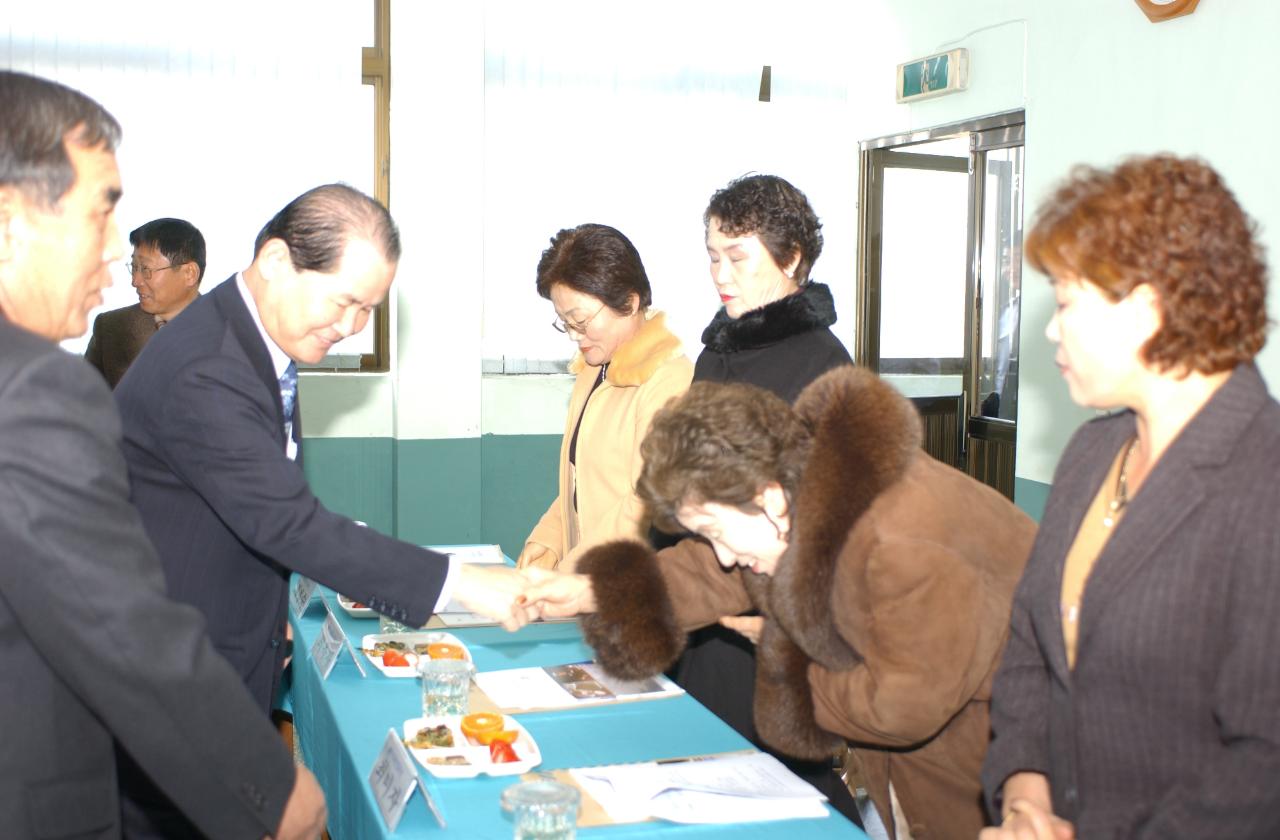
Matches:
[578,540,686,680]
[754,621,844,761]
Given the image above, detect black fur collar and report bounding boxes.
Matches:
[700,282,838,352]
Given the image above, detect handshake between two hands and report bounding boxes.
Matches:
[449,560,766,644]
[451,562,596,632]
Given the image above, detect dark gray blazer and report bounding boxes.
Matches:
[982,364,1280,838]
[0,316,294,839]
[115,276,448,712]
[84,303,156,388]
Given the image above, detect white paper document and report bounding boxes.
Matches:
[473,661,683,712]
[570,752,829,824]
[429,544,505,568]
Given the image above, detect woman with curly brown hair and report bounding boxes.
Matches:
[522,372,1035,838]
[981,155,1280,839]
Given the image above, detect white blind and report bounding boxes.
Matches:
[478,0,862,364]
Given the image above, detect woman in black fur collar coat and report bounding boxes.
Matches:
[695,175,850,403]
[676,174,855,815]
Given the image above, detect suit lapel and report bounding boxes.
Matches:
[1035,419,1132,684]
[292,397,304,465]
[210,278,286,439]
[1075,457,1205,651]
[125,304,155,360]
[1075,365,1267,663]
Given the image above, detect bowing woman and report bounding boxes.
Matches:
[981,155,1280,839]
[521,372,1035,838]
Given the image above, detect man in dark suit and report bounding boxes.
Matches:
[115,184,530,703]
[85,217,205,387]
[115,184,533,832]
[0,70,325,840]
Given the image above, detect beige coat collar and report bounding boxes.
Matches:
[568,311,682,387]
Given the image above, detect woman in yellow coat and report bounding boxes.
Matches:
[517,224,693,571]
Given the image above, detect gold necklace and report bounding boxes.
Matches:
[1102,437,1138,529]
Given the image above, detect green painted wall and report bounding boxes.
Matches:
[392,438,479,547]
[1014,477,1050,524]
[301,438,395,535]
[301,434,561,558]
[480,434,563,561]
[304,435,1052,552]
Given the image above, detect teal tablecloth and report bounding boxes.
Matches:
[290,585,867,839]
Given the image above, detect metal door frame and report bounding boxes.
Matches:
[856,110,1024,482]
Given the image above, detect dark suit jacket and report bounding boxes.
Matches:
[84,303,157,388]
[982,364,1280,838]
[115,276,448,712]
[0,316,294,839]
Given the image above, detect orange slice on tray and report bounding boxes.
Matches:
[485,728,519,745]
[426,642,466,660]
[460,712,504,743]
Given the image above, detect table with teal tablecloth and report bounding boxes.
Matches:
[289,584,867,839]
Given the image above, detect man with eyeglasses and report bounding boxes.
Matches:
[85,217,204,387]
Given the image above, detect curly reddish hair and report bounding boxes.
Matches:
[1026,154,1268,374]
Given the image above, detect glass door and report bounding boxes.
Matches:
[965,129,1024,495]
[857,112,1024,498]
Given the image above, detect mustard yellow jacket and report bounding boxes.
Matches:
[523,311,692,570]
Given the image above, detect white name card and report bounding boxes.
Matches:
[289,574,319,618]
[309,610,346,680]
[369,729,444,832]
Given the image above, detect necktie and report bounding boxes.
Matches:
[279,361,298,433]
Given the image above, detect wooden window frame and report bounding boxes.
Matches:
[359,0,392,372]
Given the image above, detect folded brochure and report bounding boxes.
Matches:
[562,751,828,825]
[473,661,683,713]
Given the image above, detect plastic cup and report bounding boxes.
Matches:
[501,778,580,840]
[419,658,474,716]
[378,614,417,634]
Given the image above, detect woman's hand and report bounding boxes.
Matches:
[718,615,764,645]
[519,566,597,617]
[978,773,1074,840]
[516,543,558,570]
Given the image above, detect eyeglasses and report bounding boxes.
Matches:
[552,303,606,337]
[128,261,179,281]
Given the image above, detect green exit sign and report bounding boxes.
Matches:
[897,48,969,103]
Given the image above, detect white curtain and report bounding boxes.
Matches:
[478,0,866,363]
[3,0,371,354]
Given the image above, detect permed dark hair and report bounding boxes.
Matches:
[638,381,811,533]
[1026,154,1268,374]
[703,174,823,283]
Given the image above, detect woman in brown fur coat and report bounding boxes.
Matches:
[524,367,1036,839]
